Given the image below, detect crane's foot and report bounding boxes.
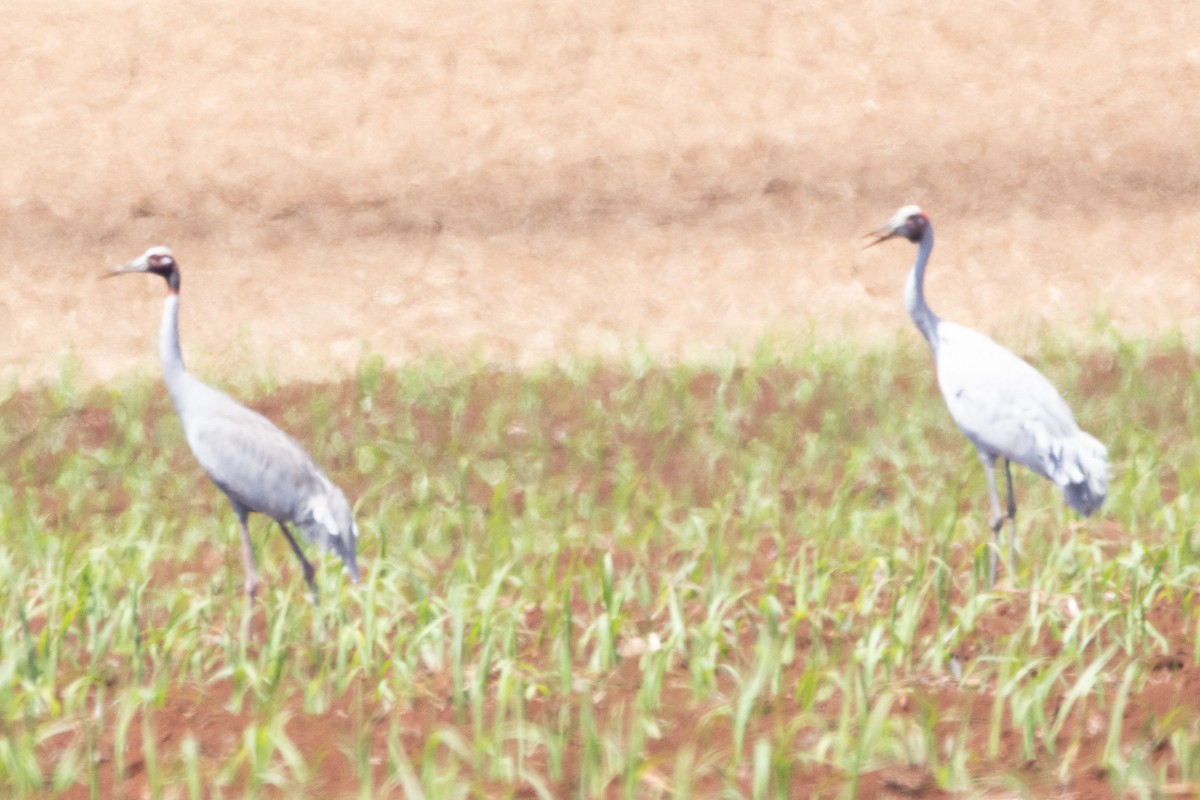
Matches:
[1006,535,1017,587]
[987,513,1005,587]
[983,523,1019,592]
[296,558,319,604]
[276,521,320,604]
[238,518,261,603]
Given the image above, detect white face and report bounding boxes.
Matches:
[111,245,177,278]
[889,205,923,228]
[141,245,174,262]
[134,247,176,272]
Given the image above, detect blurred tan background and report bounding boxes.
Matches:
[3,0,1198,384]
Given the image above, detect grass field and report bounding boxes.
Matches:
[6,2,1200,797]
[2,334,1199,799]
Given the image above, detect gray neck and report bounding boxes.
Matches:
[159,292,189,410]
[904,226,940,352]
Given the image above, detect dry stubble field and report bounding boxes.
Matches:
[3,0,1199,382]
[4,1,1200,798]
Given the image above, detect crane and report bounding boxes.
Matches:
[107,246,360,600]
[865,206,1108,585]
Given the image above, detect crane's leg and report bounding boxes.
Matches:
[276,521,319,601]
[236,513,261,601]
[978,452,1004,587]
[1003,458,1018,581]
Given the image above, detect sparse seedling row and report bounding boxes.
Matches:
[1,335,1198,798]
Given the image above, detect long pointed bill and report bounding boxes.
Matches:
[101,258,151,280]
[862,227,900,249]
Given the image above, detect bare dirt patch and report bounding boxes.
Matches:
[3,1,1200,385]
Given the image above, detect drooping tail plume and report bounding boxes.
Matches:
[1057,431,1108,517]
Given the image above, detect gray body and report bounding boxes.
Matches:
[116,247,359,598]
[871,206,1108,584]
[929,319,1107,517]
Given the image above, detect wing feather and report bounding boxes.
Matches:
[180,382,325,521]
[935,322,1086,484]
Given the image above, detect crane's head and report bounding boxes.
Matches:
[106,246,180,291]
[864,205,929,247]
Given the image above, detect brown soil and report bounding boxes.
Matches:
[3,1,1199,385]
[15,356,1200,799]
[7,2,1200,797]
[41,545,1200,800]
